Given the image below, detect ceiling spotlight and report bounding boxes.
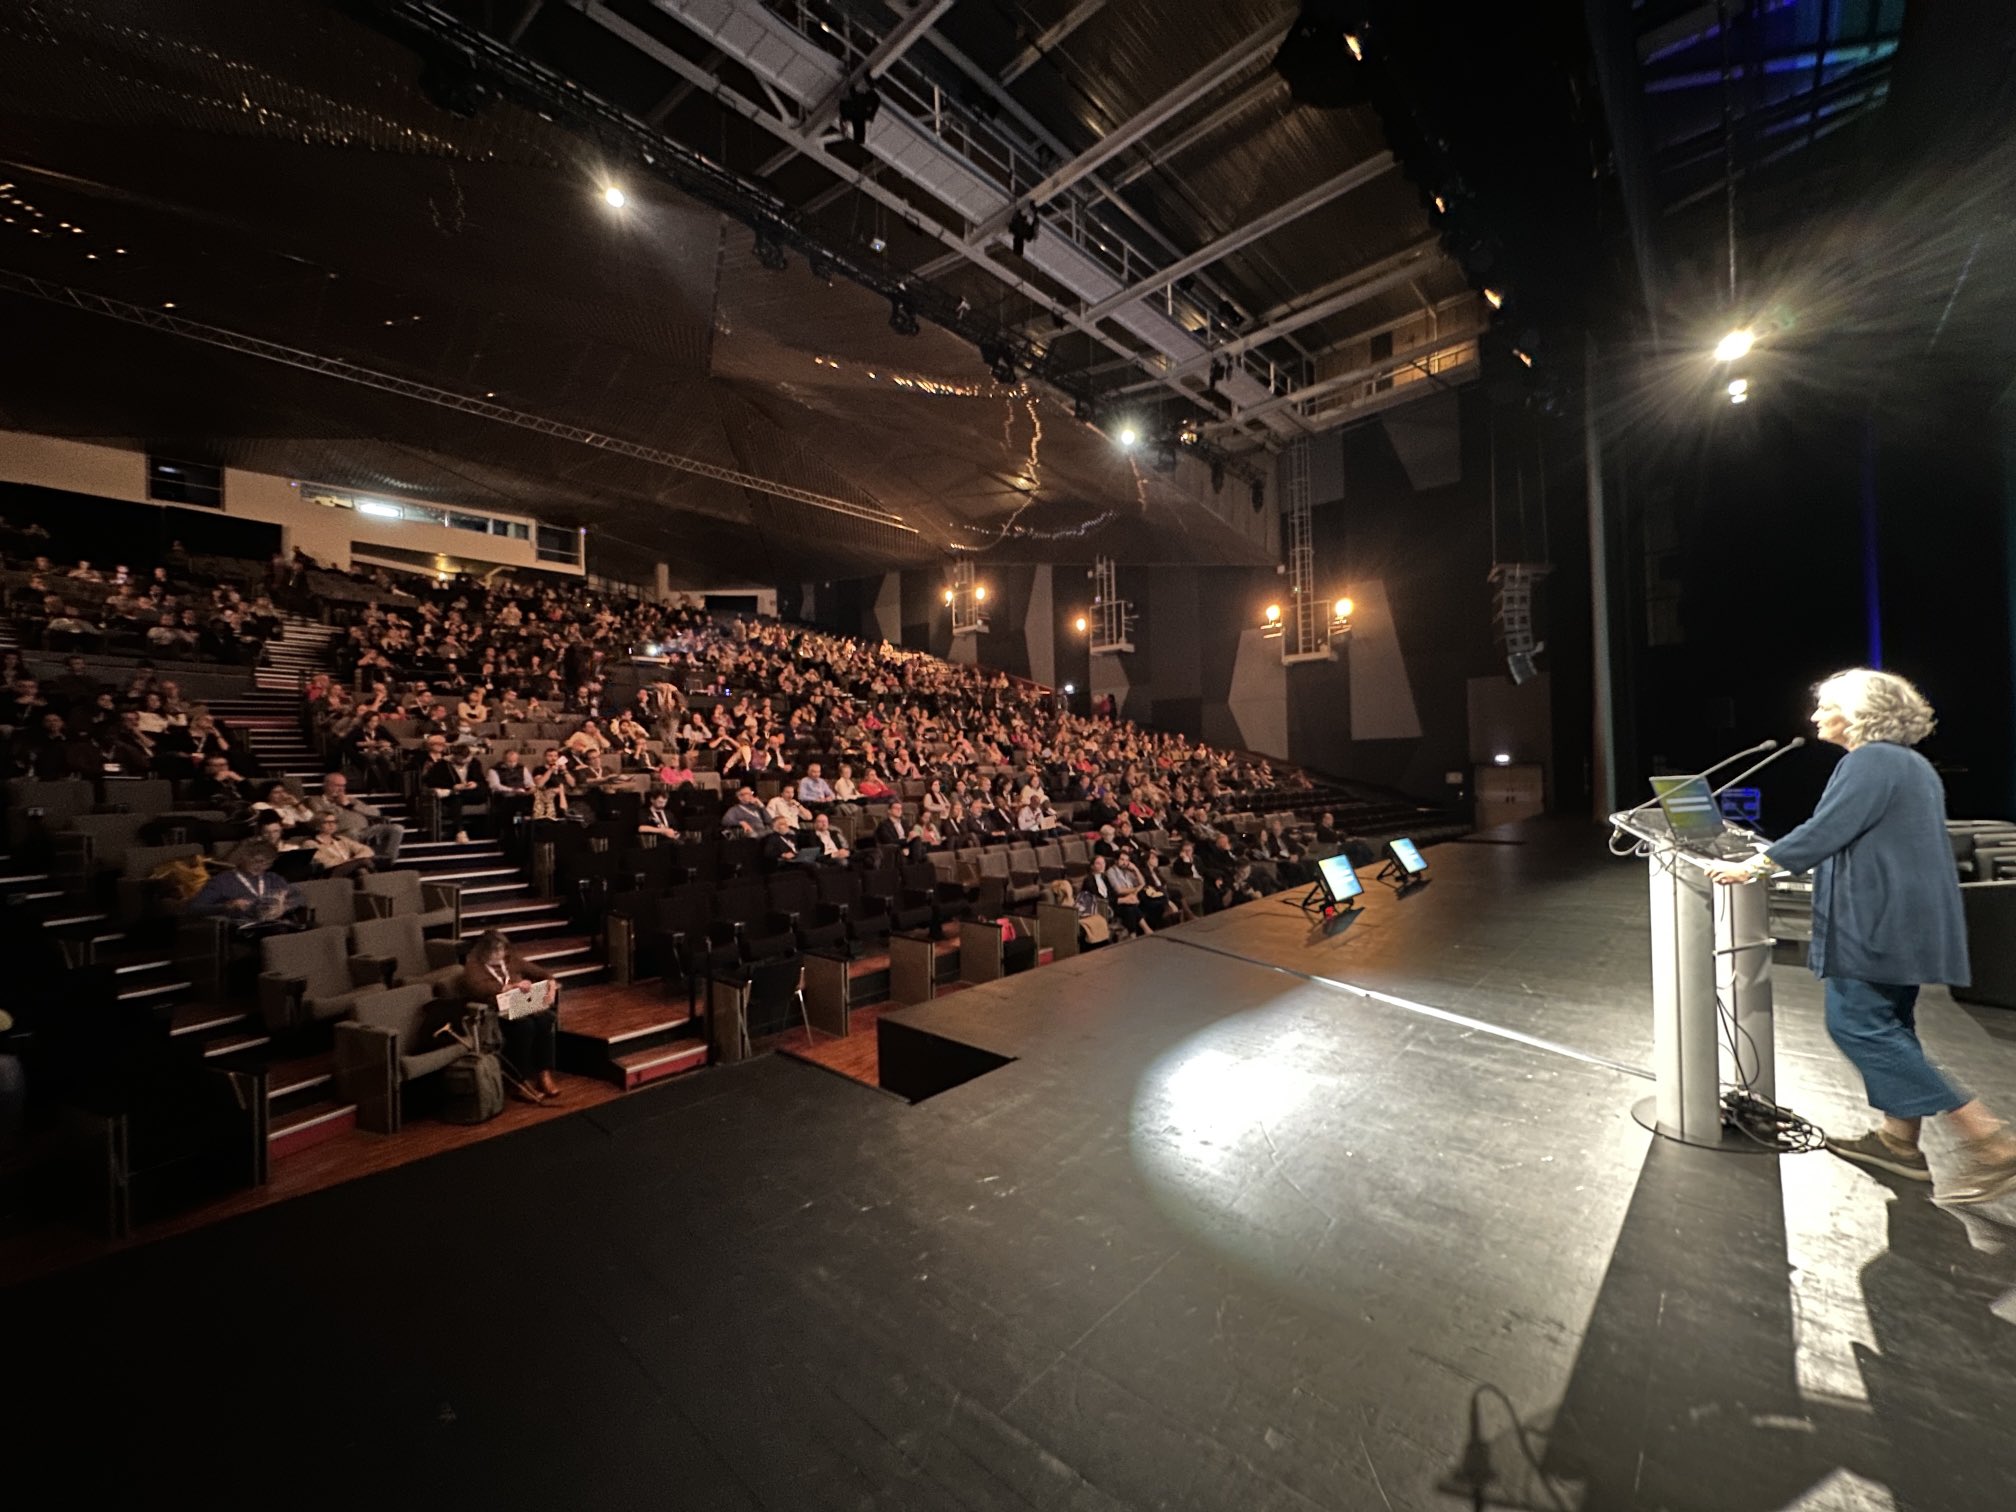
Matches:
[888,293,920,336]
[1433,193,1448,215]
[1714,327,1755,362]
[1263,603,1282,625]
[943,588,954,605]
[1514,347,1535,369]
[1494,752,1512,766]
[1009,205,1040,256]
[1333,596,1354,620]
[602,185,627,209]
[1483,287,1504,310]
[1063,682,1076,695]
[1074,615,1088,633]
[1727,377,1750,398]
[838,84,882,146]
[1273,8,1372,108]
[975,585,988,603]
[869,235,888,254]
[1116,424,1140,448]
[1345,32,1364,61]
[753,228,788,271]
[1177,421,1199,446]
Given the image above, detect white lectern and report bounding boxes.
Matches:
[1610,810,1777,1149]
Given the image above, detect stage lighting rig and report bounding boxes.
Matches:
[753,227,789,271]
[838,84,881,146]
[979,339,1017,384]
[1274,4,1372,108]
[1714,328,1756,362]
[1009,206,1040,256]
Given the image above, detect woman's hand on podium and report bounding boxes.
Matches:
[1703,854,1776,885]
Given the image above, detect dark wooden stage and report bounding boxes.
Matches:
[8,820,2015,1511]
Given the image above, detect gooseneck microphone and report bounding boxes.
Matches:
[1712,736,1807,796]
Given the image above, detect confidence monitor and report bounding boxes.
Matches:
[1315,852,1365,910]
[1386,837,1429,876]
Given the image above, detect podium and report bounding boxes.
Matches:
[1610,810,1778,1149]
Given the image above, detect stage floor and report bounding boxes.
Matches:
[8,820,2015,1510]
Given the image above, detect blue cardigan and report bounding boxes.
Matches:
[1767,742,1969,986]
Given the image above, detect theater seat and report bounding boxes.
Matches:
[333,984,464,1132]
[257,925,384,1032]
[1952,881,2016,1011]
[358,869,459,933]
[350,914,465,992]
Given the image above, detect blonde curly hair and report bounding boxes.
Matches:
[1814,668,1936,748]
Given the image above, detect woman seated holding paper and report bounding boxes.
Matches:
[458,928,563,1104]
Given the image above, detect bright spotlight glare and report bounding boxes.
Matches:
[1494,753,1512,766]
[602,185,627,208]
[1727,377,1750,397]
[1333,596,1354,619]
[1483,288,1504,310]
[1063,682,1075,695]
[1116,425,1140,448]
[943,589,954,605]
[1714,328,1755,362]
[975,585,988,602]
[1263,603,1282,624]
[1074,615,1088,633]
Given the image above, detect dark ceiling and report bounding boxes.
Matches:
[0,0,1459,583]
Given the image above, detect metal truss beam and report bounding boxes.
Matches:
[1108,74,1282,190]
[1077,155,1395,328]
[1005,18,1291,223]
[1217,324,1485,428]
[1000,0,1109,85]
[0,269,917,534]
[798,0,957,140]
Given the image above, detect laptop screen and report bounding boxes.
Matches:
[1649,774,1726,842]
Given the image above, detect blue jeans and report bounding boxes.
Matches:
[1822,978,1967,1119]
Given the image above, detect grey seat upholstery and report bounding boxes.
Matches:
[357,868,459,933]
[333,983,466,1132]
[351,913,464,992]
[257,924,384,1031]
[296,877,359,929]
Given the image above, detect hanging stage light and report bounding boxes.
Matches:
[979,339,1016,384]
[888,291,920,335]
[1009,206,1040,256]
[838,84,882,146]
[602,185,627,209]
[1714,328,1756,362]
[753,227,789,271]
[1116,424,1141,448]
[1073,395,1098,423]
[1273,5,1372,108]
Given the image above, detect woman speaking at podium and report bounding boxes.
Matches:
[1704,669,2016,1206]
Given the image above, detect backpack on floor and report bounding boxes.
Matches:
[440,1051,505,1124]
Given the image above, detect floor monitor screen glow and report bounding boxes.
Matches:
[1316,853,1365,905]
[1388,837,1428,874]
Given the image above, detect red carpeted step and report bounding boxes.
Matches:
[267,1100,356,1160]
[611,1042,708,1089]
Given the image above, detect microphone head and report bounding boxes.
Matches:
[1758,739,1778,751]
[1785,735,1806,749]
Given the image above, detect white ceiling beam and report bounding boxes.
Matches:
[999,0,1109,85]
[1077,155,1395,328]
[1224,324,1485,425]
[799,0,958,140]
[1004,18,1291,220]
[1108,75,1282,189]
